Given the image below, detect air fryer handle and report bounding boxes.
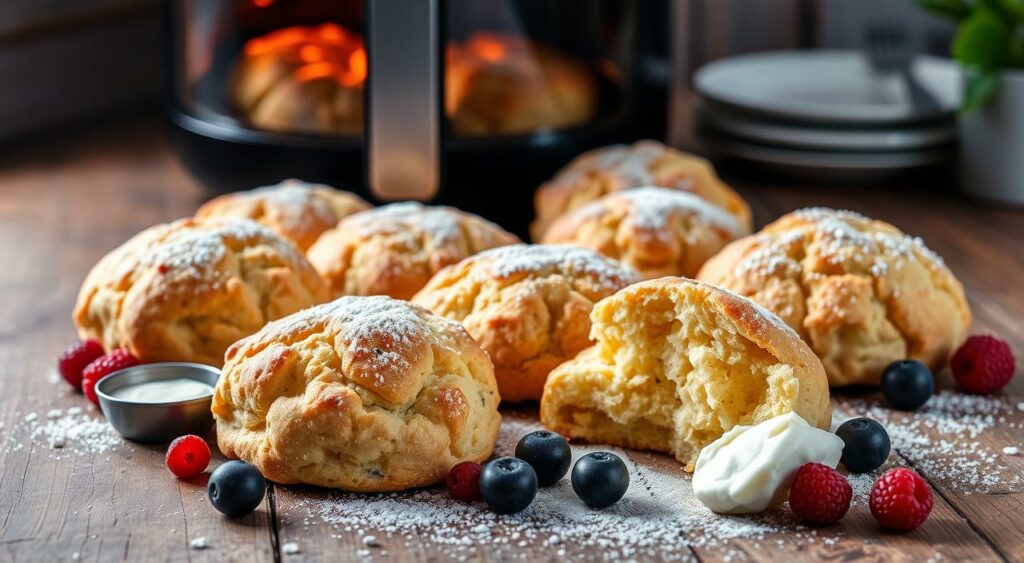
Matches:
[365,0,441,201]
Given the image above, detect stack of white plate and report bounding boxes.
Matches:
[694,50,961,181]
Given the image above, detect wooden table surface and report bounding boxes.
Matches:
[0,119,1022,562]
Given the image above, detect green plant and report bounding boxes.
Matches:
[918,0,1024,112]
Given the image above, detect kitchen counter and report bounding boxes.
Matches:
[0,118,1021,562]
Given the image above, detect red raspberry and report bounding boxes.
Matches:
[447,461,483,502]
[58,340,105,390]
[81,349,140,405]
[869,467,933,531]
[788,462,852,525]
[951,335,1016,394]
[166,435,211,478]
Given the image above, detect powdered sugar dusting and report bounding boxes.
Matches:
[286,416,836,560]
[576,187,745,237]
[4,406,123,458]
[474,244,639,290]
[344,203,467,245]
[248,180,354,232]
[552,141,669,191]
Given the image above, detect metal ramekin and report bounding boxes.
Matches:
[96,363,220,443]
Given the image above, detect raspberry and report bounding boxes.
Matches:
[951,335,1016,394]
[869,467,933,531]
[166,435,211,478]
[788,462,852,525]
[58,340,105,390]
[81,349,140,405]
[446,461,483,502]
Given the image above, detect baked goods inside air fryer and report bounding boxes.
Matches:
[73,218,327,367]
[540,277,831,471]
[698,207,970,387]
[413,244,640,402]
[212,296,502,491]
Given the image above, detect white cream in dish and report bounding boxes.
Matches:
[110,378,214,403]
[692,412,844,514]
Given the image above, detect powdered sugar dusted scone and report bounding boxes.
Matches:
[307,202,520,300]
[196,179,371,252]
[540,278,831,471]
[412,245,640,402]
[698,208,970,387]
[212,296,501,491]
[74,218,327,366]
[531,141,752,240]
[541,187,751,279]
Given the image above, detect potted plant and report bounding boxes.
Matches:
[919,0,1024,205]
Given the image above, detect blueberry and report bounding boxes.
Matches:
[479,457,538,514]
[836,418,891,473]
[514,430,571,487]
[571,452,629,508]
[208,461,266,517]
[881,360,934,411]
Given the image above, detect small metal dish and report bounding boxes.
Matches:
[96,363,220,443]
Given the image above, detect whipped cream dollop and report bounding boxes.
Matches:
[692,412,843,514]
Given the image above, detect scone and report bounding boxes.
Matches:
[74,218,327,366]
[413,245,640,402]
[540,277,831,471]
[212,296,501,491]
[307,202,520,300]
[698,208,970,387]
[541,187,751,279]
[531,141,752,241]
[446,32,596,136]
[195,179,371,252]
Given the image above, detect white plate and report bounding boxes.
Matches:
[698,98,956,152]
[695,50,961,125]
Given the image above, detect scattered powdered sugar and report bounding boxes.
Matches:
[18,406,123,457]
[837,391,1023,494]
[473,244,640,290]
[287,417,834,560]
[245,180,349,231]
[190,537,210,550]
[552,142,665,190]
[573,187,745,237]
[344,202,465,245]
[282,541,302,555]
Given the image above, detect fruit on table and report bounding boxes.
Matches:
[479,457,538,514]
[951,335,1016,394]
[836,417,891,473]
[81,349,140,405]
[869,467,933,531]
[880,360,934,411]
[208,461,267,517]
[571,452,629,509]
[788,462,852,526]
[514,430,572,487]
[58,339,105,390]
[446,461,483,503]
[165,434,211,479]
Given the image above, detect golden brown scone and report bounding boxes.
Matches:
[531,141,752,241]
[74,218,327,367]
[698,208,970,387]
[212,296,501,491]
[446,32,596,136]
[541,187,751,279]
[413,245,640,402]
[195,179,371,252]
[540,277,831,471]
[307,202,520,300]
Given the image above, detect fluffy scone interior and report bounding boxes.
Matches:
[212,296,502,491]
[540,278,831,471]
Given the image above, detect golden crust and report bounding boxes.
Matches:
[698,208,971,386]
[540,277,831,471]
[307,202,520,300]
[73,218,327,366]
[211,296,501,491]
[196,179,371,252]
[541,187,752,279]
[412,245,640,402]
[531,141,753,241]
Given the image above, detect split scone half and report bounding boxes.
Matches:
[698,208,970,386]
[540,278,831,471]
[212,296,501,491]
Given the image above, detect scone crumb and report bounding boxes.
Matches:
[189,537,209,550]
